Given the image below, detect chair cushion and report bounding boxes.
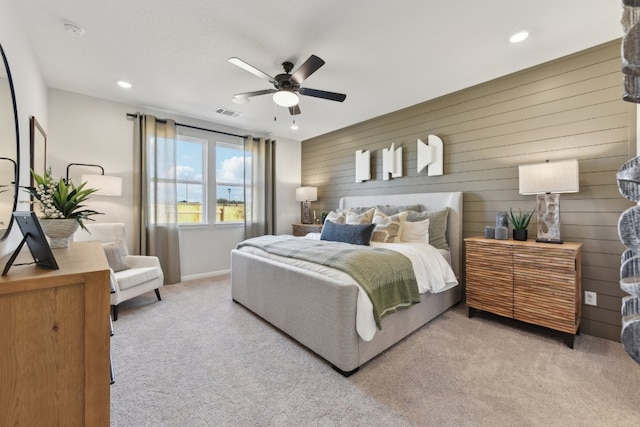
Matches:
[115,267,162,291]
[103,241,129,272]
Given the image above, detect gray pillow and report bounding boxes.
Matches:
[320,221,376,246]
[374,204,422,216]
[103,241,130,272]
[406,208,449,250]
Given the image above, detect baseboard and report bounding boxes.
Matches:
[180,269,230,282]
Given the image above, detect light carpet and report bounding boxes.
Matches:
[110,276,640,426]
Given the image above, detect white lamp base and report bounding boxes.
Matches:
[536,193,563,244]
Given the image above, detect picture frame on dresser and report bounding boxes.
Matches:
[2,211,58,276]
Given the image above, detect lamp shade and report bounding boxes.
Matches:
[82,174,123,196]
[295,186,317,202]
[518,159,579,195]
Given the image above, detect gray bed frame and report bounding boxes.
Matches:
[231,192,463,375]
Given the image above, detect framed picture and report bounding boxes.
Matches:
[29,116,47,213]
[2,211,59,276]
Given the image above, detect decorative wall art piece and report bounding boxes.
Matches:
[616,155,640,365]
[382,143,402,181]
[417,135,443,176]
[621,1,640,103]
[355,149,370,183]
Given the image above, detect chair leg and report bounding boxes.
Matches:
[155,288,162,301]
[111,304,118,321]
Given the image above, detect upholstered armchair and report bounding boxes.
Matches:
[74,223,164,320]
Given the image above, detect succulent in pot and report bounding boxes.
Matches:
[508,207,535,241]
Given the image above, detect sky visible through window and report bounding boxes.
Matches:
[175,139,245,204]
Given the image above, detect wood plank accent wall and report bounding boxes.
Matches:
[301,40,635,342]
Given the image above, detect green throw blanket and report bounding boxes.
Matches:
[237,235,420,329]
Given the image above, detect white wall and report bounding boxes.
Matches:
[0,0,48,257]
[47,89,301,278]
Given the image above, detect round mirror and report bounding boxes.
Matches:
[0,43,19,241]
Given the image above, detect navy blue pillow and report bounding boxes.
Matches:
[320,221,376,246]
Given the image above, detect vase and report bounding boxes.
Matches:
[513,229,528,241]
[39,218,80,248]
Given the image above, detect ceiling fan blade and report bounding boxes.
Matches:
[233,89,276,98]
[228,57,277,85]
[291,55,325,84]
[299,87,346,102]
[289,105,301,115]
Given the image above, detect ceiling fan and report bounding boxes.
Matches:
[228,54,346,115]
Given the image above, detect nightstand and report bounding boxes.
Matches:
[465,236,582,348]
[292,223,322,236]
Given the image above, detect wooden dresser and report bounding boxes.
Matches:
[0,241,111,426]
[465,236,582,348]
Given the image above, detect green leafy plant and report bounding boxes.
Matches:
[25,168,102,230]
[508,208,535,230]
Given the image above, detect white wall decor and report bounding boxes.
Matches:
[382,143,403,180]
[355,149,371,183]
[417,135,444,176]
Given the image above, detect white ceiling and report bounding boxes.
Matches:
[15,0,623,141]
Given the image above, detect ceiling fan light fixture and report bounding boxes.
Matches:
[273,90,299,107]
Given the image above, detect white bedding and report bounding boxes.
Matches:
[237,236,458,341]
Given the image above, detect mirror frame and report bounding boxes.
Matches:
[0,43,19,241]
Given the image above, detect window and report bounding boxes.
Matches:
[176,135,206,224]
[175,127,245,226]
[216,141,245,223]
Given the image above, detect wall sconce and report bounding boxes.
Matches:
[66,163,123,196]
[518,159,579,243]
[295,186,317,224]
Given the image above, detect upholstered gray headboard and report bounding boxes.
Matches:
[338,192,463,279]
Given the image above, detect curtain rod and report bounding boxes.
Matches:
[126,113,247,139]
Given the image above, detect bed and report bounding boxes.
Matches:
[230,192,463,375]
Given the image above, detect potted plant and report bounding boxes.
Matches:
[508,207,535,241]
[24,168,101,247]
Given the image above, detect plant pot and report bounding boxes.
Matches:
[513,229,528,241]
[39,218,80,248]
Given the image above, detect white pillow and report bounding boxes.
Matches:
[325,208,375,225]
[401,218,430,243]
[346,207,375,224]
[325,210,346,224]
[371,210,407,243]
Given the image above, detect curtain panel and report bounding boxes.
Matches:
[133,114,182,284]
[244,136,276,238]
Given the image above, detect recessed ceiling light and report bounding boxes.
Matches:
[64,22,85,37]
[509,31,529,44]
[117,81,132,89]
[291,121,298,130]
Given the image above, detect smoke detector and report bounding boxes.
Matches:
[64,22,85,37]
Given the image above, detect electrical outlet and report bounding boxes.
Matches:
[585,291,597,306]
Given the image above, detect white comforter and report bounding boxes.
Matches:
[238,236,458,341]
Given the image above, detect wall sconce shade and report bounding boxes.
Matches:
[67,163,123,196]
[295,186,317,224]
[518,159,579,244]
[81,174,123,196]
